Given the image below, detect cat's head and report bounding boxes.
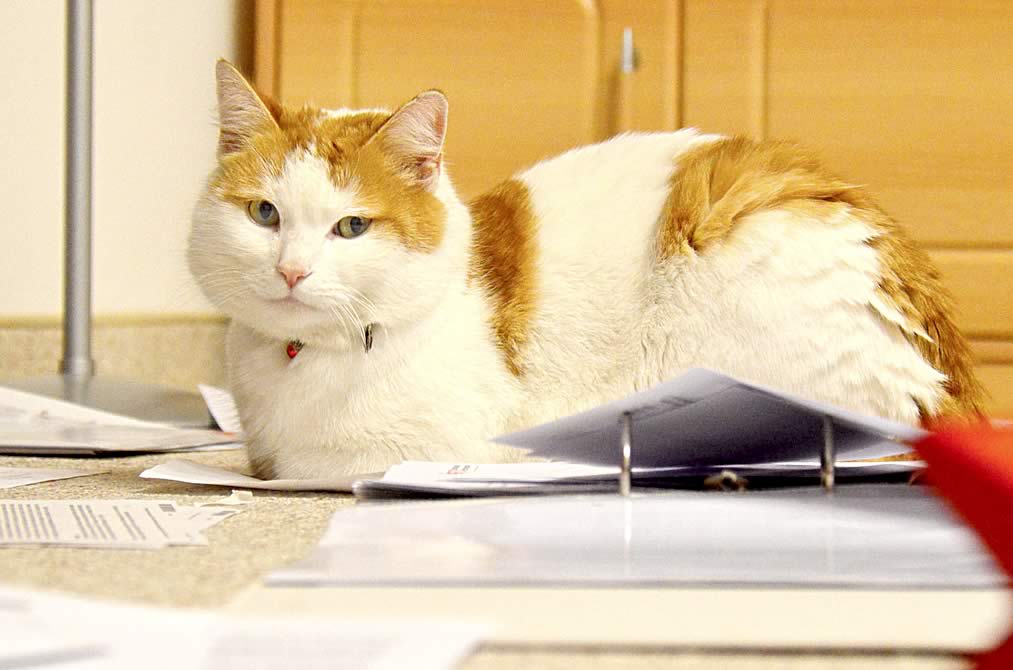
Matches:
[189,60,465,349]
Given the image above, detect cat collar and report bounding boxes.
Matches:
[285,339,304,359]
[285,324,374,360]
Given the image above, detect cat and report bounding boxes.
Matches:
[189,60,983,479]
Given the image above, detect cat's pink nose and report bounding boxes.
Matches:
[277,265,311,289]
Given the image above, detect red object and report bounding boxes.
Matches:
[286,340,303,359]
[914,424,1013,669]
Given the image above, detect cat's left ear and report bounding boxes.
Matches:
[371,90,448,191]
[215,59,279,157]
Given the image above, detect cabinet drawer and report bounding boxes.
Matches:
[930,250,1013,339]
[977,363,1013,420]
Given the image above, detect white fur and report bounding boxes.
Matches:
[190,127,947,478]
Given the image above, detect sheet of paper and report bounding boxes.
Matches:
[197,384,244,434]
[352,458,924,498]
[140,459,374,493]
[0,466,103,490]
[271,484,1004,589]
[172,506,244,534]
[0,499,243,549]
[0,597,104,668]
[380,459,923,483]
[494,368,924,467]
[0,416,239,455]
[0,385,241,455]
[0,385,155,427]
[2,585,486,670]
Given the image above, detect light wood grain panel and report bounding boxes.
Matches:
[682,0,766,137]
[976,364,1013,420]
[764,0,1013,247]
[253,0,280,97]
[273,0,360,107]
[929,250,1013,340]
[599,0,681,135]
[969,340,1013,366]
[353,0,600,198]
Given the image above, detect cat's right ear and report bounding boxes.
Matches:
[369,90,448,191]
[214,59,279,157]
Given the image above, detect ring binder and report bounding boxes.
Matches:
[617,410,839,495]
[619,411,633,496]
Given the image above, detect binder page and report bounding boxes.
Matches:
[494,368,925,467]
[270,484,1004,588]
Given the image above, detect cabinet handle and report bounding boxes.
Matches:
[621,26,639,74]
[617,27,639,133]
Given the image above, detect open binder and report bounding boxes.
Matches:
[356,368,927,498]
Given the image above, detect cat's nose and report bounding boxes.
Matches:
[277,264,311,289]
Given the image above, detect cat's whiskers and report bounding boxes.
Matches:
[336,301,369,349]
[343,294,376,323]
[322,301,366,350]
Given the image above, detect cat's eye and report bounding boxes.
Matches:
[334,216,372,239]
[246,200,280,228]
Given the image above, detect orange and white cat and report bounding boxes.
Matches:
[189,61,982,478]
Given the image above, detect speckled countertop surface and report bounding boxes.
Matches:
[0,450,349,606]
[0,451,969,669]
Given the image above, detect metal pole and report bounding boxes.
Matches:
[61,0,95,377]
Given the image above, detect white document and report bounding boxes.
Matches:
[0,598,103,668]
[197,384,244,434]
[353,458,924,498]
[0,385,154,427]
[1,586,486,670]
[0,466,102,490]
[271,484,1003,589]
[495,368,924,467]
[0,385,241,455]
[140,459,374,493]
[0,417,238,455]
[0,499,242,549]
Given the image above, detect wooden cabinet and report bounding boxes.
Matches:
[255,0,1013,417]
[678,0,1013,418]
[257,0,600,198]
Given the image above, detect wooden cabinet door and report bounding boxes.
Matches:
[597,0,681,135]
[681,0,1013,417]
[258,0,600,198]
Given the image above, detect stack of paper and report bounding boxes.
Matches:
[0,499,241,549]
[0,586,486,670]
[0,385,240,455]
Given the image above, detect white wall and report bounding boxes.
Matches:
[0,0,249,318]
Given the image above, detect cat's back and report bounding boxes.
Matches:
[467,131,981,428]
[467,130,723,413]
[494,129,720,271]
[467,129,722,348]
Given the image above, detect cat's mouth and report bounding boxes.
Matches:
[268,294,316,309]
